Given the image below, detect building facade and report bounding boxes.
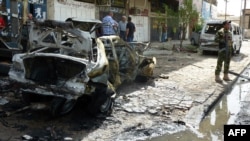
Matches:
[45,0,186,42]
[0,0,225,42]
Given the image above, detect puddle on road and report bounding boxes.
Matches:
[148,69,250,141]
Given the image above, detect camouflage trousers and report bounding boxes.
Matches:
[215,48,232,75]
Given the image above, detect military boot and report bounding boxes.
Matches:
[223,73,231,81]
[215,75,222,83]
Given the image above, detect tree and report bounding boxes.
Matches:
[178,0,199,48]
[164,0,199,48]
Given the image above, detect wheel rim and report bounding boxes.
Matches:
[60,99,76,115]
[50,98,76,116]
[100,97,112,113]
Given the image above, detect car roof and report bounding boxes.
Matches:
[205,19,239,26]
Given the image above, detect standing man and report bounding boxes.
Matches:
[20,13,34,52]
[126,16,136,42]
[158,23,162,42]
[173,26,177,40]
[161,23,167,42]
[102,11,118,36]
[118,15,127,41]
[214,20,233,83]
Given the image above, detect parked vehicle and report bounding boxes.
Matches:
[8,19,156,117]
[199,20,242,55]
[190,30,201,46]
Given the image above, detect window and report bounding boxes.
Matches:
[96,0,125,7]
[204,24,223,34]
[151,0,178,13]
[111,0,125,7]
[74,0,94,3]
[151,0,166,13]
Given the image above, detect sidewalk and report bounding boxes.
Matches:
[150,39,190,48]
[80,40,250,140]
[115,40,250,129]
[143,39,194,55]
[147,40,250,127]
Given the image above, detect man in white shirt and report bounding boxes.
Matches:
[118,16,127,41]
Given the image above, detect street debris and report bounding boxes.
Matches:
[0,96,9,105]
[158,74,169,79]
[22,134,33,140]
[0,106,30,117]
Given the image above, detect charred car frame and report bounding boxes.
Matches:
[8,19,156,117]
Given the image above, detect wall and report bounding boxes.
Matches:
[130,15,149,42]
[201,1,217,22]
[47,0,95,21]
[128,0,150,42]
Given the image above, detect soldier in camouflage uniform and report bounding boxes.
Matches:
[214,20,233,83]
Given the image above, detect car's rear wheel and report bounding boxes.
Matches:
[100,96,113,113]
[87,86,114,116]
[191,38,195,45]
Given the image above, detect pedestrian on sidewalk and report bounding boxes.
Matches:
[178,25,182,40]
[126,16,136,42]
[20,13,35,52]
[214,20,233,83]
[118,15,127,41]
[173,26,177,40]
[161,23,167,42]
[157,23,162,42]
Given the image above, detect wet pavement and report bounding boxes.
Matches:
[149,65,250,141]
[1,40,250,140]
[78,40,250,140]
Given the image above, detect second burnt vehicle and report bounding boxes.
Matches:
[8,19,156,117]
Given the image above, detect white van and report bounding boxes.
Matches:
[199,20,242,55]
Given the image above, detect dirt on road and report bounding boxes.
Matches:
[0,44,249,141]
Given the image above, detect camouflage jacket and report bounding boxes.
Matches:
[214,28,233,49]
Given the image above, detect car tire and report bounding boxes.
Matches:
[0,62,11,76]
[87,87,114,116]
[50,97,76,117]
[100,96,113,114]
[191,38,195,45]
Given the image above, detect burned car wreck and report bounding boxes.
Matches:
[8,19,156,117]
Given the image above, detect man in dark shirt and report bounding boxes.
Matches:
[126,16,136,42]
[21,13,34,52]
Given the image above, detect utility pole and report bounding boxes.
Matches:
[242,0,247,38]
[225,0,229,20]
[240,0,243,27]
[22,0,28,24]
